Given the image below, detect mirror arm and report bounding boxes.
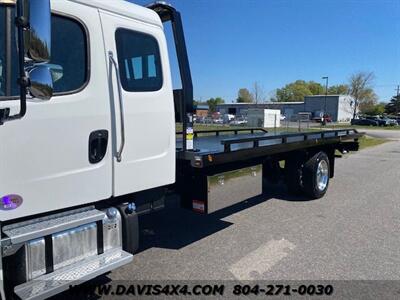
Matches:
[3,0,28,123]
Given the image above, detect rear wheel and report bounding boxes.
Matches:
[302,152,330,199]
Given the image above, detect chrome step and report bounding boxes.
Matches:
[14,249,133,300]
[2,206,105,244]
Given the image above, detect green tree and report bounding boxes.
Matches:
[364,102,386,116]
[308,81,325,95]
[236,88,254,103]
[275,80,324,102]
[328,84,349,95]
[348,72,377,118]
[385,95,400,115]
[206,97,225,113]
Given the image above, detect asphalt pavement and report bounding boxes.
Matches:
[360,128,400,140]
[109,139,400,283]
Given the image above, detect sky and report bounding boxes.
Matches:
[131,0,400,103]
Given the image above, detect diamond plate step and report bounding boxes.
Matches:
[2,207,105,244]
[14,249,133,300]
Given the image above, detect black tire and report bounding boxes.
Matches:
[285,157,304,195]
[302,151,330,199]
[263,160,282,184]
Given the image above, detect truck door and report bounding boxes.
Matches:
[100,11,175,196]
[0,2,112,221]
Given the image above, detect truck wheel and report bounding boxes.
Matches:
[285,157,304,195]
[302,152,330,199]
[263,160,282,184]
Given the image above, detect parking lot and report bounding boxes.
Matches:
[108,134,400,285]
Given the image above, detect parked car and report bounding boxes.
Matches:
[312,113,332,124]
[351,118,379,126]
[383,118,398,126]
[223,114,235,123]
[195,116,205,123]
[324,115,333,123]
[365,116,393,126]
[230,117,248,125]
[213,118,223,124]
[203,117,211,124]
[280,115,286,121]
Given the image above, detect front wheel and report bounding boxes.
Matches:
[302,152,330,199]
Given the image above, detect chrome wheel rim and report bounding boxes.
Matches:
[316,160,329,191]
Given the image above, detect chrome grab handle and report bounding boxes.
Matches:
[108,51,125,162]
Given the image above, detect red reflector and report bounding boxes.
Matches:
[192,200,205,213]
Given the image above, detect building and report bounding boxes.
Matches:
[303,95,354,123]
[194,104,209,117]
[216,95,355,123]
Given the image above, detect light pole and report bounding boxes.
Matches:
[322,76,328,125]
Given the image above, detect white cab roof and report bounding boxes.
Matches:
[66,0,163,28]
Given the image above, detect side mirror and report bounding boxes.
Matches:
[24,0,51,62]
[0,0,52,124]
[29,66,53,100]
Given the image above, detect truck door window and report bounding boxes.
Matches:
[51,15,88,94]
[115,29,163,92]
[0,11,88,99]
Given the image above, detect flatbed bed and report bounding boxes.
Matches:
[176,128,363,168]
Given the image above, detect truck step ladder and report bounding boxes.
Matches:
[14,249,133,300]
[2,207,105,244]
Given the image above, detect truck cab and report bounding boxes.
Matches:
[0,1,181,298]
[0,0,176,221]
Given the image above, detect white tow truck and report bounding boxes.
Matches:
[0,1,362,299]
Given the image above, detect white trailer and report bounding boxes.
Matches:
[247,109,281,128]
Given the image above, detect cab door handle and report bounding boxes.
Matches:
[89,130,108,164]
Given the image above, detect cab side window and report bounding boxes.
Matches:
[51,15,88,94]
[115,29,163,92]
[0,12,88,99]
